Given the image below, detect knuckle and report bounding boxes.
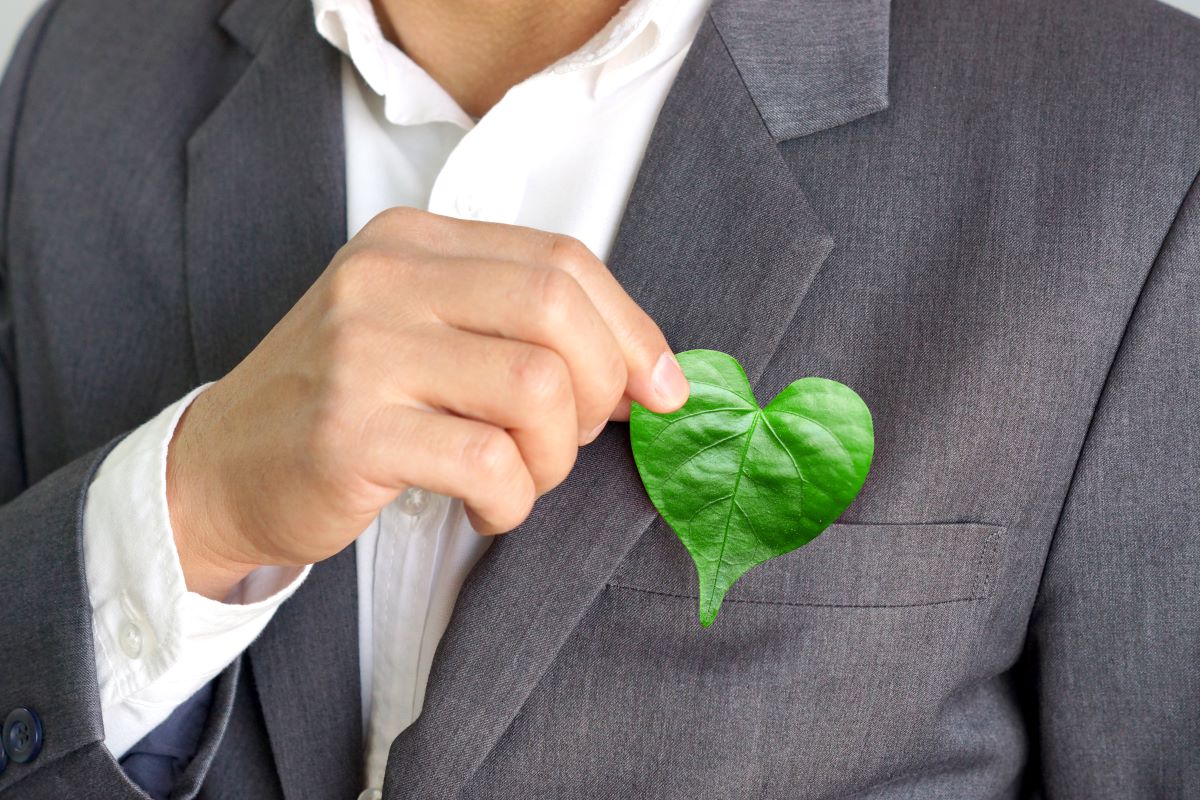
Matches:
[362,207,450,255]
[368,205,422,234]
[463,428,519,486]
[328,250,392,306]
[547,234,595,276]
[526,268,579,330]
[509,347,569,409]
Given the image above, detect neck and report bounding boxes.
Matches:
[373,0,627,118]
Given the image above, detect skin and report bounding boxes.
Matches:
[169,209,690,600]
[370,0,627,118]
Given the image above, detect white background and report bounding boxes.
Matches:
[3,0,49,67]
[3,0,1200,70]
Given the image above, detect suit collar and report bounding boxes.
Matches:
[218,0,296,55]
[219,0,892,142]
[711,0,891,140]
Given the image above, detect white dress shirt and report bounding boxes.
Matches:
[82,0,711,792]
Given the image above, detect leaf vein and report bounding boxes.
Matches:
[733,497,759,542]
[760,415,804,483]
[646,407,753,448]
[707,413,762,614]
[682,492,735,528]
[658,428,750,493]
[765,409,853,462]
[687,379,756,406]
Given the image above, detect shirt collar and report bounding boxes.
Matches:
[312,0,701,129]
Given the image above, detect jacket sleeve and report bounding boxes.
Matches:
[0,6,240,798]
[1026,170,1200,796]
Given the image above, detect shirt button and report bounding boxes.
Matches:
[119,620,144,659]
[3,708,44,765]
[398,487,429,516]
[454,193,480,218]
[357,790,383,800]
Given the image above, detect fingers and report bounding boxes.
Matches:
[402,258,628,441]
[536,234,690,415]
[366,210,690,416]
[380,326,580,495]
[358,405,536,534]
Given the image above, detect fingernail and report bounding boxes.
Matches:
[582,420,606,444]
[652,351,689,406]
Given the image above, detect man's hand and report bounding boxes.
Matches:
[166,208,689,600]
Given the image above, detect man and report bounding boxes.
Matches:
[0,0,1197,796]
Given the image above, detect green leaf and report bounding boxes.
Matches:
[629,350,874,627]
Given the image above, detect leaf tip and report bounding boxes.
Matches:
[698,597,721,628]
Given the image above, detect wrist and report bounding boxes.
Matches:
[173,524,258,601]
[167,388,260,601]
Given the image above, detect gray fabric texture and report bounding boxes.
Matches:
[0,0,1197,797]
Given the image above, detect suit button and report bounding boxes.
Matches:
[3,708,43,764]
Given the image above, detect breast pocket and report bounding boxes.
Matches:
[607,520,1006,608]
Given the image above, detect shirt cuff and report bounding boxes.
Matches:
[83,384,311,758]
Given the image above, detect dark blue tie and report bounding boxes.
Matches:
[118,681,214,799]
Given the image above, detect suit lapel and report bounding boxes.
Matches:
[384,3,890,795]
[185,0,347,381]
[248,545,363,800]
[185,1,362,798]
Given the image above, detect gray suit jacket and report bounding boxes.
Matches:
[1,0,1197,797]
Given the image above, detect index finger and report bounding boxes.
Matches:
[377,211,691,414]
[537,234,690,415]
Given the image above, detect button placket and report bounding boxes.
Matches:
[426,107,528,225]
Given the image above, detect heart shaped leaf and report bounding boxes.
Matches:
[630,349,874,627]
